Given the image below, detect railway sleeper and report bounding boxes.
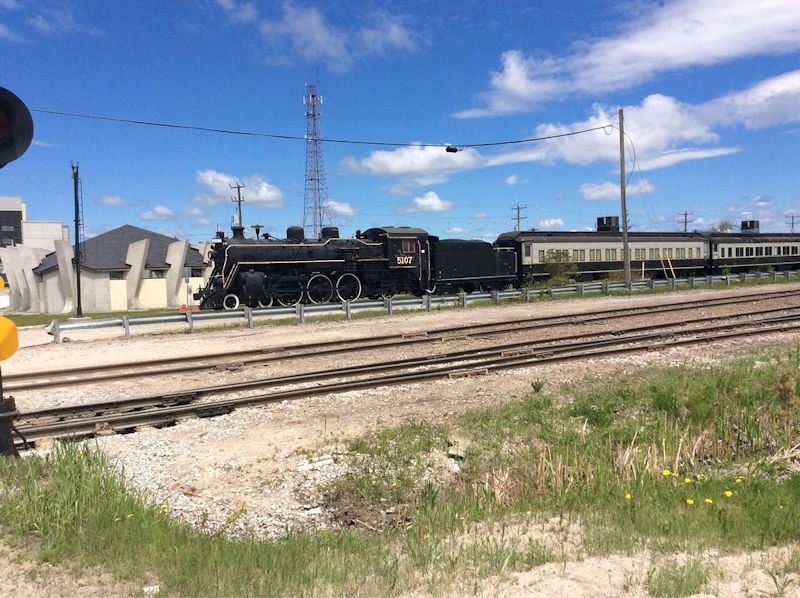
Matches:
[196,405,235,418]
[448,368,489,379]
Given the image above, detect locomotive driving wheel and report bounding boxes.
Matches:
[257,296,273,308]
[335,273,361,302]
[306,274,334,304]
[275,284,303,306]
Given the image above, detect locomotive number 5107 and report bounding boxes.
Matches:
[396,255,414,265]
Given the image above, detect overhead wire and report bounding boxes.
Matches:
[32,107,614,150]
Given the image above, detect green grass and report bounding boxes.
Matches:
[1,346,799,595]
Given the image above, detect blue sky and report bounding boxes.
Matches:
[2,0,799,243]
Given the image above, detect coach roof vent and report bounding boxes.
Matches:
[597,216,620,233]
[740,220,759,234]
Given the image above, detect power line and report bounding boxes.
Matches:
[32,107,613,150]
[677,211,694,233]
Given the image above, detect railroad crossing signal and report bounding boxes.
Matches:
[0,317,18,361]
[0,87,34,169]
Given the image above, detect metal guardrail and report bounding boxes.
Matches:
[45,270,798,342]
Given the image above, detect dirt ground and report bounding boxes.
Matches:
[2,285,799,597]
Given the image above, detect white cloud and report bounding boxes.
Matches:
[140,205,176,221]
[505,174,519,186]
[401,191,452,213]
[538,218,564,229]
[447,226,468,234]
[215,0,257,24]
[326,200,358,217]
[474,213,489,219]
[580,179,656,201]
[343,71,800,190]
[0,23,22,41]
[456,0,800,117]
[27,6,103,36]
[194,169,283,208]
[97,195,126,207]
[255,4,419,72]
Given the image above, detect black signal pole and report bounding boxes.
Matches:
[72,163,83,317]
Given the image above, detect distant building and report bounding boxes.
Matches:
[0,224,210,314]
[0,196,69,250]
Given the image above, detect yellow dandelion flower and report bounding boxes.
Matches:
[671,472,679,477]
[735,478,743,484]
[662,469,670,476]
[41,441,50,448]
[391,482,397,488]
[684,478,692,484]
[686,499,694,505]
[625,493,632,500]
[161,504,169,510]
[779,505,784,510]
[424,533,430,539]
[126,513,134,519]
[724,490,733,498]
[376,445,381,450]
[348,428,355,435]
[704,498,713,504]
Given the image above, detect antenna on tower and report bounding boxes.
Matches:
[303,82,333,239]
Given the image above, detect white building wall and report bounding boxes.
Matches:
[21,221,69,252]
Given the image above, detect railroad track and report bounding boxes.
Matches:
[5,288,797,392]
[13,307,800,449]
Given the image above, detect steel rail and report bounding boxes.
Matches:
[14,313,800,446]
[7,289,797,392]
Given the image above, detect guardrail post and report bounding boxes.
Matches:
[0,396,19,457]
[524,289,531,303]
[344,300,351,320]
[648,279,655,290]
[726,274,732,286]
[52,319,61,344]
[184,311,194,333]
[244,307,254,328]
[577,283,584,297]
[706,275,712,287]
[688,276,695,289]
[122,315,131,338]
[491,290,499,305]
[786,270,791,281]
[669,279,676,291]
[740,272,747,284]
[772,271,778,282]
[601,282,609,295]
[458,291,466,308]
[384,295,393,316]
[423,295,432,311]
[296,303,305,324]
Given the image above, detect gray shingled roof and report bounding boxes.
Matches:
[34,225,206,274]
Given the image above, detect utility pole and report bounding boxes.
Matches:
[230,182,245,227]
[512,204,527,231]
[618,109,631,288]
[677,211,694,233]
[71,162,83,317]
[787,213,798,233]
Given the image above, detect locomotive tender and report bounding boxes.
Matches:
[195,217,800,310]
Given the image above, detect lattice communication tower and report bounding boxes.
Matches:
[303,83,333,238]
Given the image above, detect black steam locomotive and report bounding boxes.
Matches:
[195,224,517,310]
[195,218,800,310]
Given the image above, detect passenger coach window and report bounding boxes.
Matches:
[573,250,579,261]
[401,239,416,253]
[524,245,531,258]
[538,250,545,262]
[580,249,585,261]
